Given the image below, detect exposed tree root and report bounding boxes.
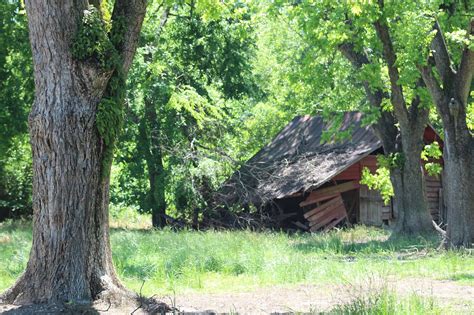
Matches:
[0,274,171,314]
[0,274,27,305]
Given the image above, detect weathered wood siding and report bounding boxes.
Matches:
[425,174,443,222]
[359,184,392,226]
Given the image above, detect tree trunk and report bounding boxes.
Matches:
[1,0,147,305]
[143,97,167,228]
[373,115,434,236]
[442,133,474,247]
[339,37,434,237]
[390,150,433,235]
[419,19,474,247]
[431,92,474,247]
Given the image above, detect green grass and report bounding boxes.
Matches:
[328,289,443,315]
[0,220,473,298]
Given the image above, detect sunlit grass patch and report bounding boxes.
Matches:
[0,222,473,298]
[328,288,444,315]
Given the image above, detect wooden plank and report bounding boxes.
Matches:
[300,193,339,208]
[300,181,359,207]
[426,181,442,187]
[303,195,342,219]
[306,197,344,221]
[307,201,344,226]
[310,205,347,232]
[310,204,347,230]
[308,203,344,227]
[322,215,347,232]
[359,184,386,225]
[308,198,345,225]
[360,196,384,202]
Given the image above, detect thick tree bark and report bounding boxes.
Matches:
[389,143,433,234]
[372,112,433,235]
[442,136,474,247]
[339,38,433,236]
[420,19,474,247]
[1,0,147,304]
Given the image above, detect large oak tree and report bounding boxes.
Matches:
[0,0,147,305]
[419,17,474,248]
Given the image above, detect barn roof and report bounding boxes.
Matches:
[217,112,382,205]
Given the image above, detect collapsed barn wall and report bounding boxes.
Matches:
[269,153,444,232]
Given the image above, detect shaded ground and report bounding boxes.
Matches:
[2,277,471,314]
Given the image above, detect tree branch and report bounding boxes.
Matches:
[111,0,148,75]
[373,17,409,126]
[455,18,474,104]
[338,42,383,109]
[430,21,456,89]
[408,78,430,134]
[338,42,399,154]
[419,63,450,120]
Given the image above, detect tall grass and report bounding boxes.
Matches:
[0,220,473,298]
[329,289,443,314]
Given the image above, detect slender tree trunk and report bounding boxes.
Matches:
[143,97,167,228]
[149,161,167,228]
[1,0,147,304]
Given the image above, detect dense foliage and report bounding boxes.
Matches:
[0,1,33,218]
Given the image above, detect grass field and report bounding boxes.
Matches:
[0,218,473,313]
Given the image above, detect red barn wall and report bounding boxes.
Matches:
[332,126,443,225]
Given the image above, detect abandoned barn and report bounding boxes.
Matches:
[218,112,444,232]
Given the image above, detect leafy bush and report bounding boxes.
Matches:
[0,135,32,219]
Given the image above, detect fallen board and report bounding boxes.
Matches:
[307,198,345,224]
[304,196,344,219]
[309,204,347,231]
[299,193,339,208]
[303,195,348,232]
[299,181,359,207]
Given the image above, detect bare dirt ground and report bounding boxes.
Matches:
[172,278,474,314]
[1,278,473,314]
